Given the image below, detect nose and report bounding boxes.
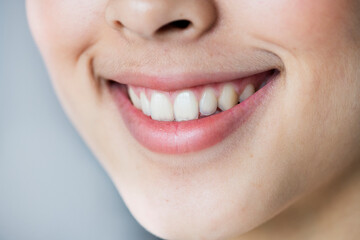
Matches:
[105,0,217,41]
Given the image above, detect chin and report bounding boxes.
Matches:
[121,184,268,240]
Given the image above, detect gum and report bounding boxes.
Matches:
[128,70,274,103]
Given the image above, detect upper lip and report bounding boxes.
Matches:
[105,69,275,91]
[94,49,283,91]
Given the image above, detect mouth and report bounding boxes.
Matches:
[107,69,279,154]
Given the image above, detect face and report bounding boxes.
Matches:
[27,0,360,239]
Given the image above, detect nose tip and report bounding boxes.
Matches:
[105,0,217,41]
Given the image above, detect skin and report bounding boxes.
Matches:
[27,0,360,239]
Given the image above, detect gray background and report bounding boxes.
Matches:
[0,1,159,240]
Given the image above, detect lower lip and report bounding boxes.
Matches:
[109,75,277,154]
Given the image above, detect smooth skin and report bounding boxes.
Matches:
[27,0,360,239]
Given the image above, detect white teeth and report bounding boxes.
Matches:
[174,91,199,121]
[128,87,142,110]
[150,92,174,121]
[199,88,217,116]
[140,92,151,116]
[130,81,259,121]
[239,84,255,102]
[218,84,238,111]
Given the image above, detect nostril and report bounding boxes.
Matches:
[114,20,123,28]
[157,20,192,33]
[170,20,191,29]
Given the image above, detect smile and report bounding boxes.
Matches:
[108,69,279,154]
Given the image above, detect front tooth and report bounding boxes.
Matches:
[150,92,174,121]
[140,92,151,116]
[200,88,217,116]
[218,84,238,111]
[128,87,142,110]
[239,84,255,102]
[174,91,199,121]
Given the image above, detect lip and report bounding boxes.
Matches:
[94,48,283,92]
[107,69,275,92]
[108,71,278,154]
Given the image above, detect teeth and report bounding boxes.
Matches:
[140,92,151,116]
[150,92,174,121]
[239,84,255,102]
[218,84,238,111]
[174,91,199,121]
[199,88,217,116]
[128,87,142,110]
[129,81,260,121]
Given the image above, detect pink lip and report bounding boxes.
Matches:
[109,73,278,154]
[107,69,276,92]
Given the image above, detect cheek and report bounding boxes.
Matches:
[27,0,112,148]
[27,0,106,61]
[242,0,358,52]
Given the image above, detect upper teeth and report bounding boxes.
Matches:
[128,87,142,110]
[218,84,239,111]
[199,88,217,116]
[129,83,257,122]
[150,92,174,121]
[140,92,151,116]
[239,84,255,103]
[174,91,199,121]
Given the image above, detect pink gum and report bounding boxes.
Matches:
[128,71,273,102]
